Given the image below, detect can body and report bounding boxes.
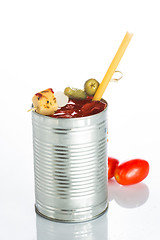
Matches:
[32,106,108,222]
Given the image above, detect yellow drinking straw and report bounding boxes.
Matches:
[93,32,133,101]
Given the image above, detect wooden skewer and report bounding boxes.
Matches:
[27,107,37,112]
[110,70,123,82]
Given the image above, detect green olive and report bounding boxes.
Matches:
[84,79,99,96]
[64,87,87,99]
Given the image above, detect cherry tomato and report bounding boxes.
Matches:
[108,157,119,179]
[114,159,149,185]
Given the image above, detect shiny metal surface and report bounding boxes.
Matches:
[32,106,108,222]
[36,211,108,240]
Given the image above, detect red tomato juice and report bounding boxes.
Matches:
[50,98,107,118]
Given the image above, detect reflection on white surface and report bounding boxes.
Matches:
[36,212,108,240]
[108,179,149,208]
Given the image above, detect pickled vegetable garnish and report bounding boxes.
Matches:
[64,87,87,100]
[84,79,99,96]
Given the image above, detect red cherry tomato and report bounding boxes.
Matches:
[114,159,149,185]
[108,157,119,179]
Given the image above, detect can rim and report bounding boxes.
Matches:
[32,99,108,121]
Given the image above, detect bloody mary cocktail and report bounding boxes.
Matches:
[50,98,107,118]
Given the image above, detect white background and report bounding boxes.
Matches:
[0,0,160,239]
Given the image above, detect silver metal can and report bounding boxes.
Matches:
[32,102,108,222]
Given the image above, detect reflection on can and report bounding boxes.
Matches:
[36,212,108,240]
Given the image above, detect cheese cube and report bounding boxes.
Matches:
[32,88,58,115]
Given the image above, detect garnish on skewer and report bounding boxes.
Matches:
[64,87,87,99]
[29,32,132,117]
[54,91,69,107]
[28,88,58,115]
[84,79,99,96]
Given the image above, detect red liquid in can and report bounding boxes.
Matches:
[50,97,107,118]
